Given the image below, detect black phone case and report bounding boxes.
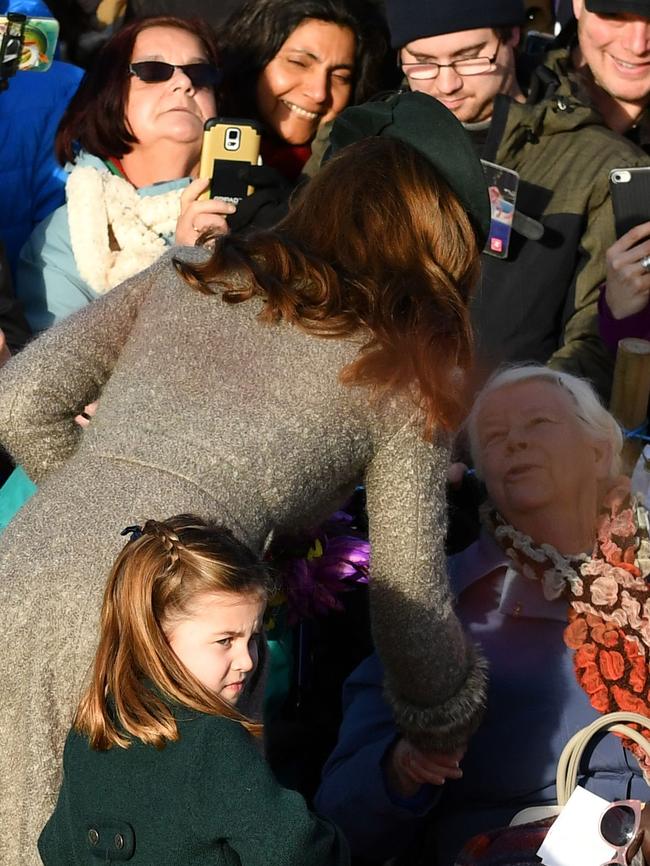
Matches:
[209,160,248,201]
[610,168,650,238]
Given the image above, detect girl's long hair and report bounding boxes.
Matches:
[175,137,481,438]
[74,515,273,750]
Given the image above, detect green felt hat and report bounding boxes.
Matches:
[326,91,491,247]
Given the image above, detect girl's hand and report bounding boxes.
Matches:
[175,178,237,245]
[605,221,650,320]
[384,738,465,799]
[0,328,10,368]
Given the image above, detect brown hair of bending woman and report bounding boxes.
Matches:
[175,136,481,438]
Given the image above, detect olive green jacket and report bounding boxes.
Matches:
[309,65,650,400]
[481,48,649,399]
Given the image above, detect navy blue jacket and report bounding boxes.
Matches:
[0,0,82,276]
[315,532,650,865]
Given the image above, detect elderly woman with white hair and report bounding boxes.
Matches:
[315,364,650,866]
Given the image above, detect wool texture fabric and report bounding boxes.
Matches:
[385,0,525,48]
[39,707,348,865]
[0,247,485,865]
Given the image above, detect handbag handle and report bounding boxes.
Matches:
[556,711,650,807]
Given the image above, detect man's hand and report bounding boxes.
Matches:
[605,221,650,320]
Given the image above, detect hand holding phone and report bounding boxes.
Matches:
[606,168,650,320]
[175,178,237,245]
[610,167,650,239]
[0,15,59,74]
[605,219,650,320]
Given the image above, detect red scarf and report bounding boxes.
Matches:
[260,137,311,182]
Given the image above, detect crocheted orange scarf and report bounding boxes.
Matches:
[485,477,650,775]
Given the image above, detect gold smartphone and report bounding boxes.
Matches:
[199,118,262,203]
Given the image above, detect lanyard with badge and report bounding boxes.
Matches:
[481,159,545,258]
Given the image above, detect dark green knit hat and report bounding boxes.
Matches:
[326,91,491,247]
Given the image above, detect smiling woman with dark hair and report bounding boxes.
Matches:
[218,0,392,181]
[15,16,233,334]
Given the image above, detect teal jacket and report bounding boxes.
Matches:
[39,707,349,865]
[15,151,189,334]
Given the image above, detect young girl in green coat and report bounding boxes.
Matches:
[38,514,348,866]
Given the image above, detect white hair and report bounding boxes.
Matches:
[466,364,623,479]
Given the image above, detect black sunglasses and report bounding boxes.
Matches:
[129,61,222,89]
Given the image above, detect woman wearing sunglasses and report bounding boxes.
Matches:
[13,16,229,334]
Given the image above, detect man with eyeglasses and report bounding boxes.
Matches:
[383,0,648,401]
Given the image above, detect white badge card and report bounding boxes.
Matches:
[481,160,520,259]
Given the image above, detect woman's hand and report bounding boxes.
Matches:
[74,400,98,429]
[175,178,237,245]
[447,462,469,489]
[605,221,650,320]
[384,738,465,799]
[0,329,10,368]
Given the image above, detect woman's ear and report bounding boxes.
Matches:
[593,438,613,481]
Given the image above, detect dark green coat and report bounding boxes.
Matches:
[38,708,349,865]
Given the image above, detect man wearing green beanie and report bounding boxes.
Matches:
[380,0,648,401]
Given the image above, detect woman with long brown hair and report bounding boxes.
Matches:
[0,91,489,864]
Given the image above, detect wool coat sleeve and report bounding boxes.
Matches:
[0,255,159,482]
[193,722,350,866]
[364,417,487,752]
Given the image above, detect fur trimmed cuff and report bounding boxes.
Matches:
[385,643,489,752]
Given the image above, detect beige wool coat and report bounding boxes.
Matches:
[0,247,485,865]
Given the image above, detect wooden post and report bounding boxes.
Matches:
[609,338,650,474]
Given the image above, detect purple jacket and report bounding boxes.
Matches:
[598,286,650,352]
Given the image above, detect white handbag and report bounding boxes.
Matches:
[510,711,650,827]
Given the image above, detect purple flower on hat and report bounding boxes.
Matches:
[267,507,371,625]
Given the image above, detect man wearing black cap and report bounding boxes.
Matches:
[571,0,650,137]
[382,0,647,400]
